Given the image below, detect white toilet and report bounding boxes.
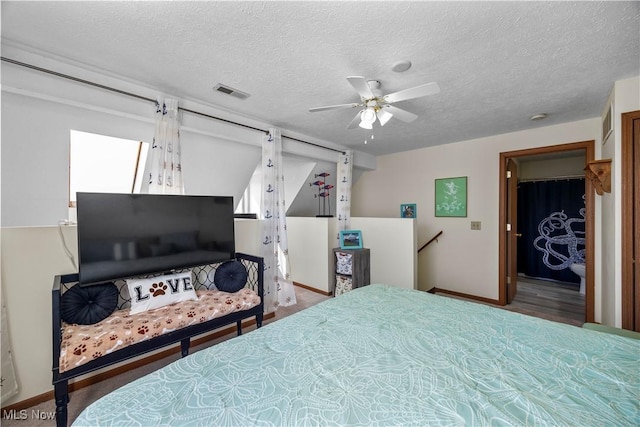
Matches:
[570,263,586,295]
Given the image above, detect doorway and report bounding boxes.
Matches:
[622,110,640,331]
[499,140,595,323]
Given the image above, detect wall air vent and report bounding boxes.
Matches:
[213,83,250,100]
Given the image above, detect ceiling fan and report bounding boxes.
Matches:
[308,76,440,129]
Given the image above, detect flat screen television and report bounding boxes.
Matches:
[77,192,235,285]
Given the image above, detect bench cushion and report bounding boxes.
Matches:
[59,288,260,373]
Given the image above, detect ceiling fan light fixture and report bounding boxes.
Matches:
[310,75,440,131]
[359,108,376,129]
[377,109,393,126]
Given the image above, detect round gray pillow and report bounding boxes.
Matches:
[214,260,248,293]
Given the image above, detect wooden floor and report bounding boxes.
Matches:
[292,280,587,328]
[437,276,586,327]
[508,276,585,326]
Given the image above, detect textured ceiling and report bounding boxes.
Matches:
[2,1,639,156]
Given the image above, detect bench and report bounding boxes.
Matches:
[52,252,264,427]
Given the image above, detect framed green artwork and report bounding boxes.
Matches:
[435,176,467,217]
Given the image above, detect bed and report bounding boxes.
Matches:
[72,284,639,426]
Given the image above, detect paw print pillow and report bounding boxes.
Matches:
[126,271,197,315]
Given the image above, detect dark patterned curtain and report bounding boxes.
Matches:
[517,178,585,283]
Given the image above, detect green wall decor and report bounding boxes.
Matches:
[435,176,467,217]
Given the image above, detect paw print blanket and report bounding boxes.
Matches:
[59,288,260,373]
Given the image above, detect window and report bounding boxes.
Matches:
[235,165,261,215]
[69,130,149,207]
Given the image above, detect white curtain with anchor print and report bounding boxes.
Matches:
[1,281,19,402]
[336,150,353,242]
[260,128,297,312]
[145,97,184,194]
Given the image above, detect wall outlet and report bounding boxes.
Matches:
[471,221,481,230]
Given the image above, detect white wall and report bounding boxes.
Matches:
[1,227,78,407]
[518,154,585,180]
[352,118,601,303]
[600,76,640,327]
[350,217,417,289]
[0,45,376,227]
[237,155,335,217]
[287,159,338,217]
[288,217,333,292]
[0,90,267,226]
[1,225,78,406]
[234,219,260,256]
[287,217,417,292]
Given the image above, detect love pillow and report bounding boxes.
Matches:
[126,271,198,315]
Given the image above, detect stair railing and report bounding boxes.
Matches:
[418,231,443,253]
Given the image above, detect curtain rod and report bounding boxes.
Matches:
[1,56,345,154]
[519,174,585,183]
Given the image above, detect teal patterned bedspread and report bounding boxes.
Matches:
[73,284,639,426]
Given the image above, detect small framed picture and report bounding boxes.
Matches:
[339,230,363,249]
[401,203,417,218]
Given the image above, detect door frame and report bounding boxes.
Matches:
[506,159,518,304]
[621,110,640,330]
[498,140,595,323]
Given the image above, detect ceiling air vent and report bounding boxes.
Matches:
[213,83,250,100]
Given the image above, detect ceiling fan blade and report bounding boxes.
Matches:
[347,76,375,100]
[309,103,360,113]
[383,82,440,103]
[346,111,362,129]
[385,105,418,123]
